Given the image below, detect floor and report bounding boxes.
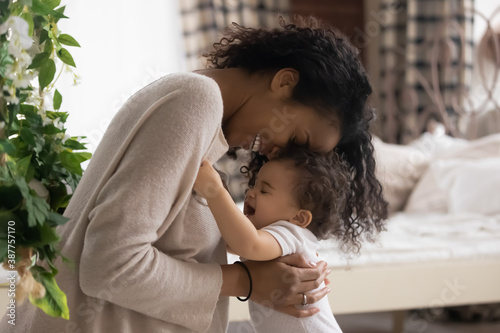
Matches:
[228,311,500,333]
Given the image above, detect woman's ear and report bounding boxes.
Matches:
[270,68,299,98]
[290,209,313,228]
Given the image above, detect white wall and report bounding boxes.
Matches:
[57,0,186,153]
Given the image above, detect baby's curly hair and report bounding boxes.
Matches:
[244,143,363,253]
[205,16,388,253]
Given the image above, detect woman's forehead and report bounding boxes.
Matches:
[304,121,341,153]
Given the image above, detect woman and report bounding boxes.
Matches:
[2,17,387,332]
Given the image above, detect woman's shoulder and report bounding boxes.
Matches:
[151,72,221,103]
[134,72,223,120]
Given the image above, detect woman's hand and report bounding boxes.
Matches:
[244,254,331,318]
[193,159,224,199]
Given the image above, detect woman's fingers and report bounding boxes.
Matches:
[296,266,329,292]
[295,287,331,306]
[295,261,328,281]
[276,304,321,318]
[277,253,314,268]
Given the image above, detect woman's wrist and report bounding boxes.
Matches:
[220,263,251,297]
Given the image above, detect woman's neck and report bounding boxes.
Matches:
[193,68,261,126]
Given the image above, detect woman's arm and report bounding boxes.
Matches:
[221,254,332,317]
[194,159,282,260]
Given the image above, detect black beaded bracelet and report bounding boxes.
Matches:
[234,261,252,302]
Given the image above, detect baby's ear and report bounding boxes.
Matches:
[290,209,312,228]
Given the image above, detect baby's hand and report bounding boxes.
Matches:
[193,159,224,199]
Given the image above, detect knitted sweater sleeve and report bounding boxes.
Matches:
[79,74,225,332]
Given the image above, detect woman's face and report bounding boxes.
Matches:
[222,69,341,158]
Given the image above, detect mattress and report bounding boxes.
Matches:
[317,212,500,268]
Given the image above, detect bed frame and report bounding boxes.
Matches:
[228,258,500,331]
[228,5,500,332]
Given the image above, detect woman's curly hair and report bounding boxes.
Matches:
[205,16,388,252]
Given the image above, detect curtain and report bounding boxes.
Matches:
[179,0,289,71]
[379,0,475,144]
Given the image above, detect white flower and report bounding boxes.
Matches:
[54,132,70,143]
[7,60,34,89]
[3,84,19,104]
[0,16,33,53]
[17,50,32,68]
[53,118,64,130]
[27,92,43,110]
[5,94,19,104]
[42,116,52,126]
[61,133,71,144]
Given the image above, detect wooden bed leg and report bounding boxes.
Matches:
[392,310,408,333]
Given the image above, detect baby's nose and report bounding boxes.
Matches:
[246,187,256,198]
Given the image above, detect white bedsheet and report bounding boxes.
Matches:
[318,212,500,268]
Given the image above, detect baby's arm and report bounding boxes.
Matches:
[194,159,282,261]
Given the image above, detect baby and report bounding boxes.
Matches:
[194,144,350,333]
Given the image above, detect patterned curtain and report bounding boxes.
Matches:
[379,0,475,144]
[179,0,289,71]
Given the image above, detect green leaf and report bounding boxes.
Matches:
[16,155,32,177]
[44,39,53,54]
[63,139,85,150]
[20,12,34,36]
[0,185,23,210]
[20,104,37,114]
[39,29,49,44]
[46,111,68,123]
[14,178,50,227]
[0,139,16,155]
[28,52,50,69]
[20,127,36,146]
[47,211,69,226]
[35,223,61,245]
[30,266,70,320]
[0,43,14,77]
[59,151,82,175]
[57,34,80,47]
[53,89,62,110]
[73,152,91,163]
[39,59,56,90]
[54,6,66,23]
[32,0,68,19]
[26,163,35,182]
[56,48,75,67]
[41,0,61,10]
[42,124,63,135]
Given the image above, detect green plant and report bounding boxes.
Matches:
[0,0,89,320]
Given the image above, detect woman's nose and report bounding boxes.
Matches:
[267,146,281,159]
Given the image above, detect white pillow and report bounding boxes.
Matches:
[405,133,500,213]
[403,165,448,213]
[433,158,500,215]
[372,136,429,213]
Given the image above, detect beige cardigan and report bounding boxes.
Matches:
[1,73,230,332]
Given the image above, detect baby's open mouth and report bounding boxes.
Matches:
[244,202,255,216]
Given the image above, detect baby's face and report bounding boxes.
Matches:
[243,160,301,229]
